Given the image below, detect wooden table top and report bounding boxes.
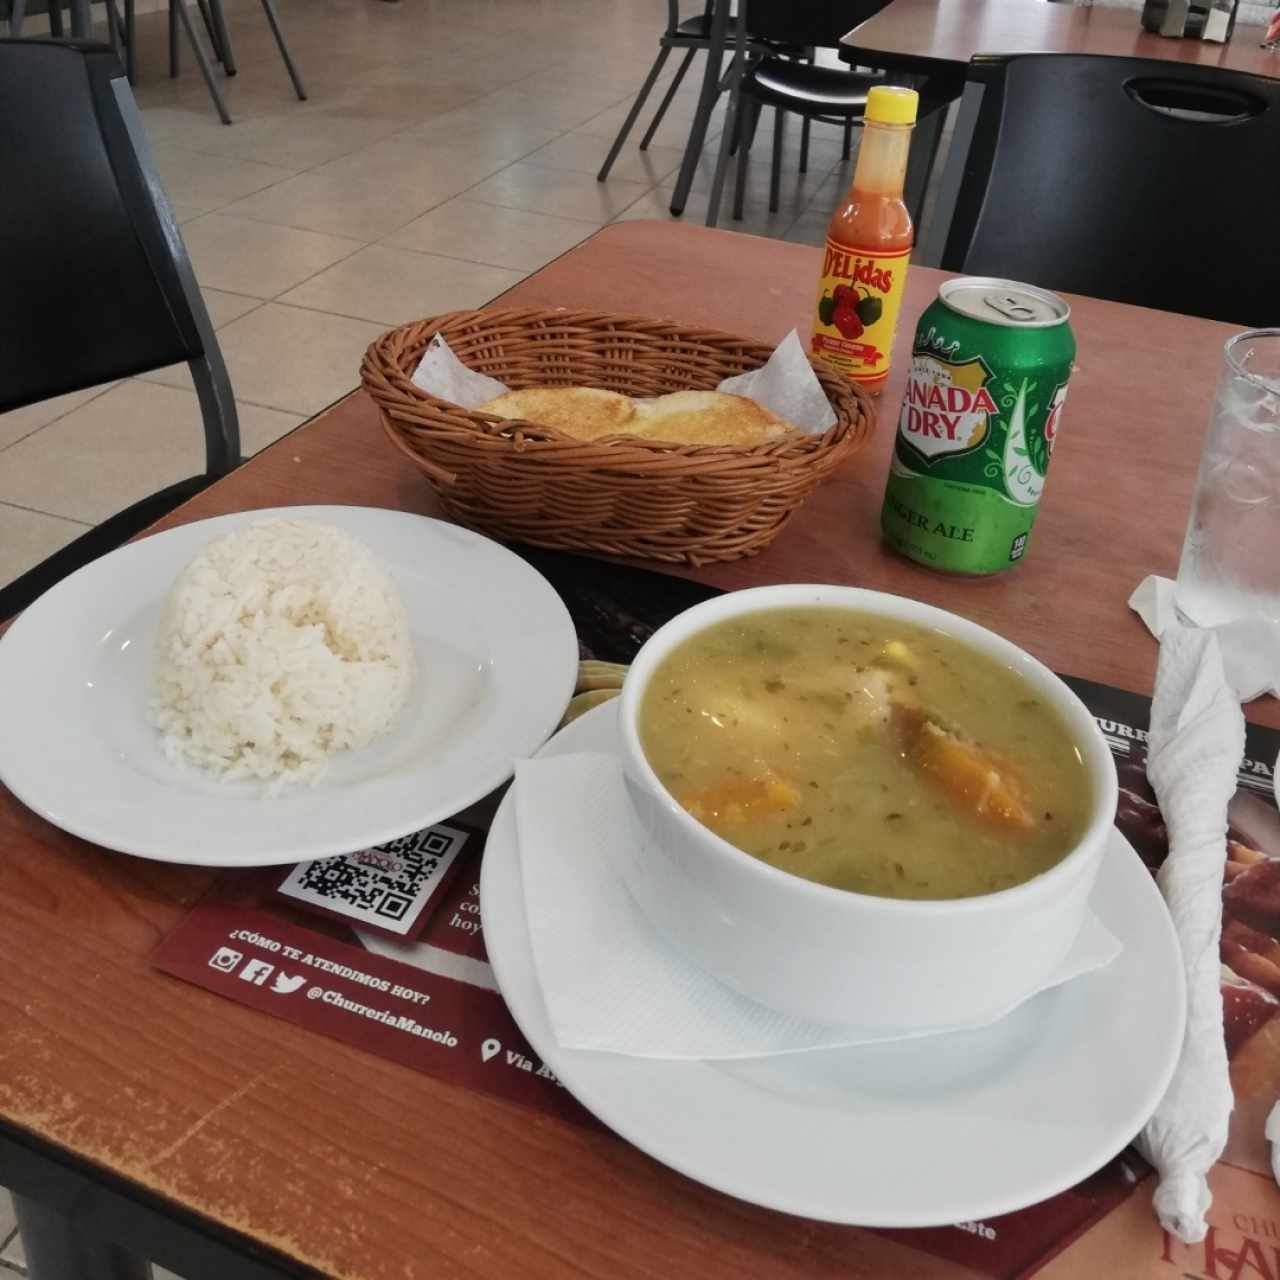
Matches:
[0,220,1268,1279]
[840,0,1277,78]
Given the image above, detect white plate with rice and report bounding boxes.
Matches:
[0,505,578,865]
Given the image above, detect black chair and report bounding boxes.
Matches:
[597,0,719,181]
[598,1,818,186]
[7,0,305,121]
[706,1,886,227]
[940,53,1280,326]
[165,0,308,125]
[0,39,239,621]
[8,0,67,37]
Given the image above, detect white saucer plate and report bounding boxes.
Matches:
[0,506,577,866]
[481,701,1186,1228]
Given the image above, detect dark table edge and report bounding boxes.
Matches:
[837,36,965,80]
[0,1114,315,1279]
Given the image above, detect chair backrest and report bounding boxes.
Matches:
[667,0,711,36]
[941,53,1280,327]
[0,40,232,428]
[741,0,891,51]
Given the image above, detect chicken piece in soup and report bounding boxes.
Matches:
[637,607,1090,900]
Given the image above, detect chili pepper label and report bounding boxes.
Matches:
[811,239,911,388]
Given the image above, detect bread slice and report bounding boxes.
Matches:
[475,385,797,448]
[632,390,795,446]
[477,387,636,440]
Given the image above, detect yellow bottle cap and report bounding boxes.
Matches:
[865,85,919,126]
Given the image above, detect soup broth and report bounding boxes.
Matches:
[638,608,1091,900]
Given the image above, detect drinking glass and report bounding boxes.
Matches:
[1176,329,1280,626]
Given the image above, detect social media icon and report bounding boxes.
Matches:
[208,947,242,973]
[270,972,305,995]
[239,959,274,985]
[480,1037,501,1063]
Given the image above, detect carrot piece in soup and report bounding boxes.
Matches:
[896,707,1035,833]
[681,773,799,833]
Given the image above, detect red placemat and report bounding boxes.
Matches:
[151,548,1280,1277]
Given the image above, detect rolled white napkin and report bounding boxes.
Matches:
[1268,1101,1280,1187]
[514,752,1120,1059]
[1130,617,1245,1243]
[1131,573,1280,1240]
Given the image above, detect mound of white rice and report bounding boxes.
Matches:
[152,518,415,788]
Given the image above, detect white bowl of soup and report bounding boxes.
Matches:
[616,584,1117,1031]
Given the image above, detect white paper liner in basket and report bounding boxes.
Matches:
[411,329,839,435]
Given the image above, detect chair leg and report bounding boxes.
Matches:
[799,114,811,174]
[125,0,136,82]
[715,49,739,93]
[8,0,26,36]
[704,80,740,228]
[728,77,757,156]
[65,0,89,36]
[669,0,728,217]
[639,45,693,151]
[195,0,224,62]
[174,0,233,124]
[105,0,123,53]
[843,118,852,161]
[732,104,750,220]
[169,0,179,76]
[258,0,306,99]
[741,95,764,151]
[727,83,742,155]
[769,106,784,213]
[208,0,237,72]
[598,45,670,181]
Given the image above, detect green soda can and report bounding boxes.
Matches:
[880,277,1076,574]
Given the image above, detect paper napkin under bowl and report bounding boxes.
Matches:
[513,752,1120,1060]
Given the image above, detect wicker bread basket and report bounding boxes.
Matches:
[360,307,875,565]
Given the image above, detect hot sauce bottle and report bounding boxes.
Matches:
[811,85,919,392]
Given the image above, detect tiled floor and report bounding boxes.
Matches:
[0,0,873,594]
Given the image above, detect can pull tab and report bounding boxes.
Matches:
[982,292,1039,323]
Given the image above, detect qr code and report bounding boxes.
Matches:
[277,824,469,935]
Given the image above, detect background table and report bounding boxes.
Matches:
[841,0,1275,77]
[840,0,1278,262]
[0,220,1269,1279]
